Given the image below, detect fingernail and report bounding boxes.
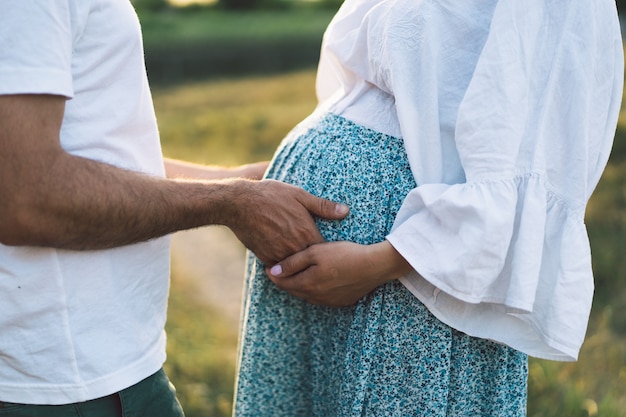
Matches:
[336,203,349,215]
[270,264,282,276]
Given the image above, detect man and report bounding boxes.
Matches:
[0,1,348,415]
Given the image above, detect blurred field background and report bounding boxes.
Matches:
[135,1,626,416]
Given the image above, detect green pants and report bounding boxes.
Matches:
[0,369,184,417]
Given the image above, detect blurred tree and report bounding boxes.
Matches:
[217,0,260,10]
[131,0,170,12]
[217,0,344,11]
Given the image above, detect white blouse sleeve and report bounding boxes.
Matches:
[383,0,623,360]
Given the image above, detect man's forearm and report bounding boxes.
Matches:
[1,151,239,250]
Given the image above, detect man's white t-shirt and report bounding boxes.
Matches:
[0,0,171,404]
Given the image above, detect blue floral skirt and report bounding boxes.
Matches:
[233,113,528,416]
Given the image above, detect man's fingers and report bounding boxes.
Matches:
[234,180,347,263]
[301,192,349,221]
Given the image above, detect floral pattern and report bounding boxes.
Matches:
[233,113,528,416]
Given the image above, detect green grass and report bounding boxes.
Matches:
[165,276,238,417]
[154,69,317,164]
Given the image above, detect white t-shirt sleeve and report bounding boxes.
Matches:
[384,0,623,360]
[0,0,170,404]
[0,1,75,97]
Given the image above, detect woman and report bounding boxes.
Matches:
[233,0,623,415]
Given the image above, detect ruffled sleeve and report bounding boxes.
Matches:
[385,0,623,360]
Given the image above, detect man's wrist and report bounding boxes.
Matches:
[200,178,252,229]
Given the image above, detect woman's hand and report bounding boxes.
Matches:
[266,240,412,307]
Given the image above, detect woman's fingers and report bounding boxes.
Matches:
[268,247,316,279]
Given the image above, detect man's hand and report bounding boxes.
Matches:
[265,240,412,307]
[220,179,349,265]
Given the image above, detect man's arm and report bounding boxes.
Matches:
[164,158,269,181]
[0,94,348,263]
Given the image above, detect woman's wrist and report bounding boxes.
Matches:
[366,240,413,286]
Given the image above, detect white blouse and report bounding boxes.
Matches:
[314,0,623,361]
